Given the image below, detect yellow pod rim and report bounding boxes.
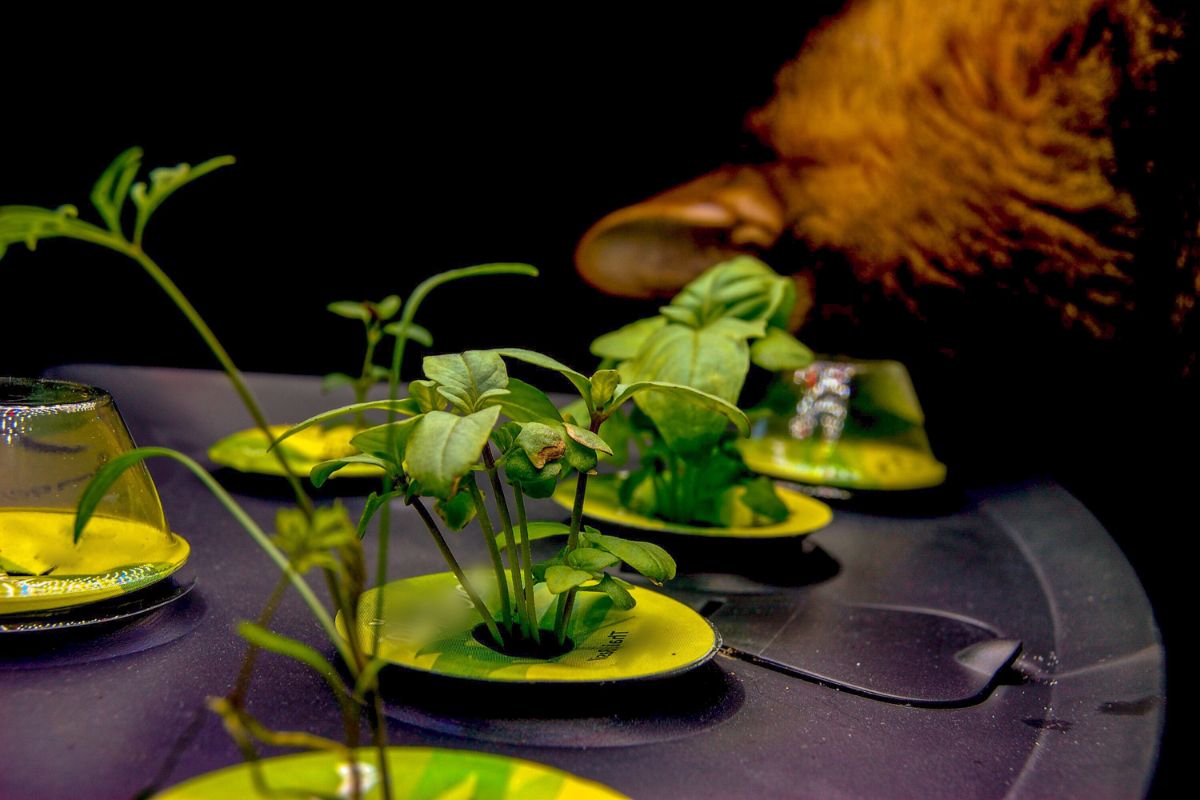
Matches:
[738,436,947,491]
[552,474,833,539]
[156,746,629,799]
[341,571,720,684]
[207,425,383,479]
[0,512,189,615]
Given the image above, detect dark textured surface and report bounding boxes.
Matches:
[0,366,1164,799]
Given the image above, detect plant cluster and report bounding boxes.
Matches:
[278,346,748,650]
[587,256,815,526]
[1,149,777,800]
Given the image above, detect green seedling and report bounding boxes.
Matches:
[323,295,406,426]
[3,149,542,799]
[586,256,816,527]
[66,263,535,800]
[0,149,316,510]
[280,346,749,648]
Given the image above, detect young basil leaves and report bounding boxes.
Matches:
[590,256,815,527]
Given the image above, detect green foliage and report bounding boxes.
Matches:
[273,504,359,576]
[423,351,510,414]
[130,156,237,245]
[405,407,502,499]
[544,565,594,594]
[515,422,566,468]
[497,378,562,423]
[750,327,815,372]
[272,398,420,449]
[590,316,667,361]
[435,489,478,531]
[588,256,807,526]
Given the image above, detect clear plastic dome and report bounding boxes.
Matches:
[1,378,186,614]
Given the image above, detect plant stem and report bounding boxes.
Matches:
[482,446,530,637]
[120,448,353,667]
[466,477,512,634]
[370,692,393,800]
[228,575,291,707]
[118,245,313,516]
[512,487,540,643]
[408,496,503,645]
[553,416,603,645]
[553,468,590,644]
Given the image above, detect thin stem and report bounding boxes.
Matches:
[384,264,537,407]
[370,692,393,800]
[466,477,512,634]
[228,575,290,707]
[554,416,602,645]
[115,448,352,667]
[119,244,313,516]
[372,500,393,654]
[353,325,380,428]
[553,467,590,644]
[408,496,503,644]
[482,446,529,637]
[512,487,540,643]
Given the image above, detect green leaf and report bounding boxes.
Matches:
[0,204,93,260]
[565,547,620,571]
[490,421,521,454]
[498,377,562,423]
[627,324,749,455]
[435,489,478,531]
[749,327,815,371]
[423,351,509,414]
[590,316,666,361]
[271,398,420,449]
[610,380,749,438]
[489,348,593,411]
[238,621,338,678]
[309,454,390,487]
[327,300,370,321]
[89,146,143,235]
[384,320,433,347]
[70,446,356,669]
[408,379,445,413]
[515,421,566,468]
[502,448,563,497]
[585,532,676,583]
[659,305,700,327]
[321,372,355,392]
[563,423,613,456]
[374,294,402,320]
[706,317,768,341]
[589,369,620,411]
[350,418,420,466]
[739,476,789,523]
[405,407,502,499]
[578,574,636,610]
[563,436,599,473]
[665,255,794,328]
[544,565,595,594]
[130,155,236,244]
[357,490,404,539]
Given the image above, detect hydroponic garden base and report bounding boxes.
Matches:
[0,366,1162,800]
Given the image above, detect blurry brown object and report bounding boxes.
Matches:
[577,0,1195,371]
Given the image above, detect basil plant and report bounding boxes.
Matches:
[278,347,748,650]
[587,256,815,527]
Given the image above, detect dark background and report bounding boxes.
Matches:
[1,9,1191,795]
